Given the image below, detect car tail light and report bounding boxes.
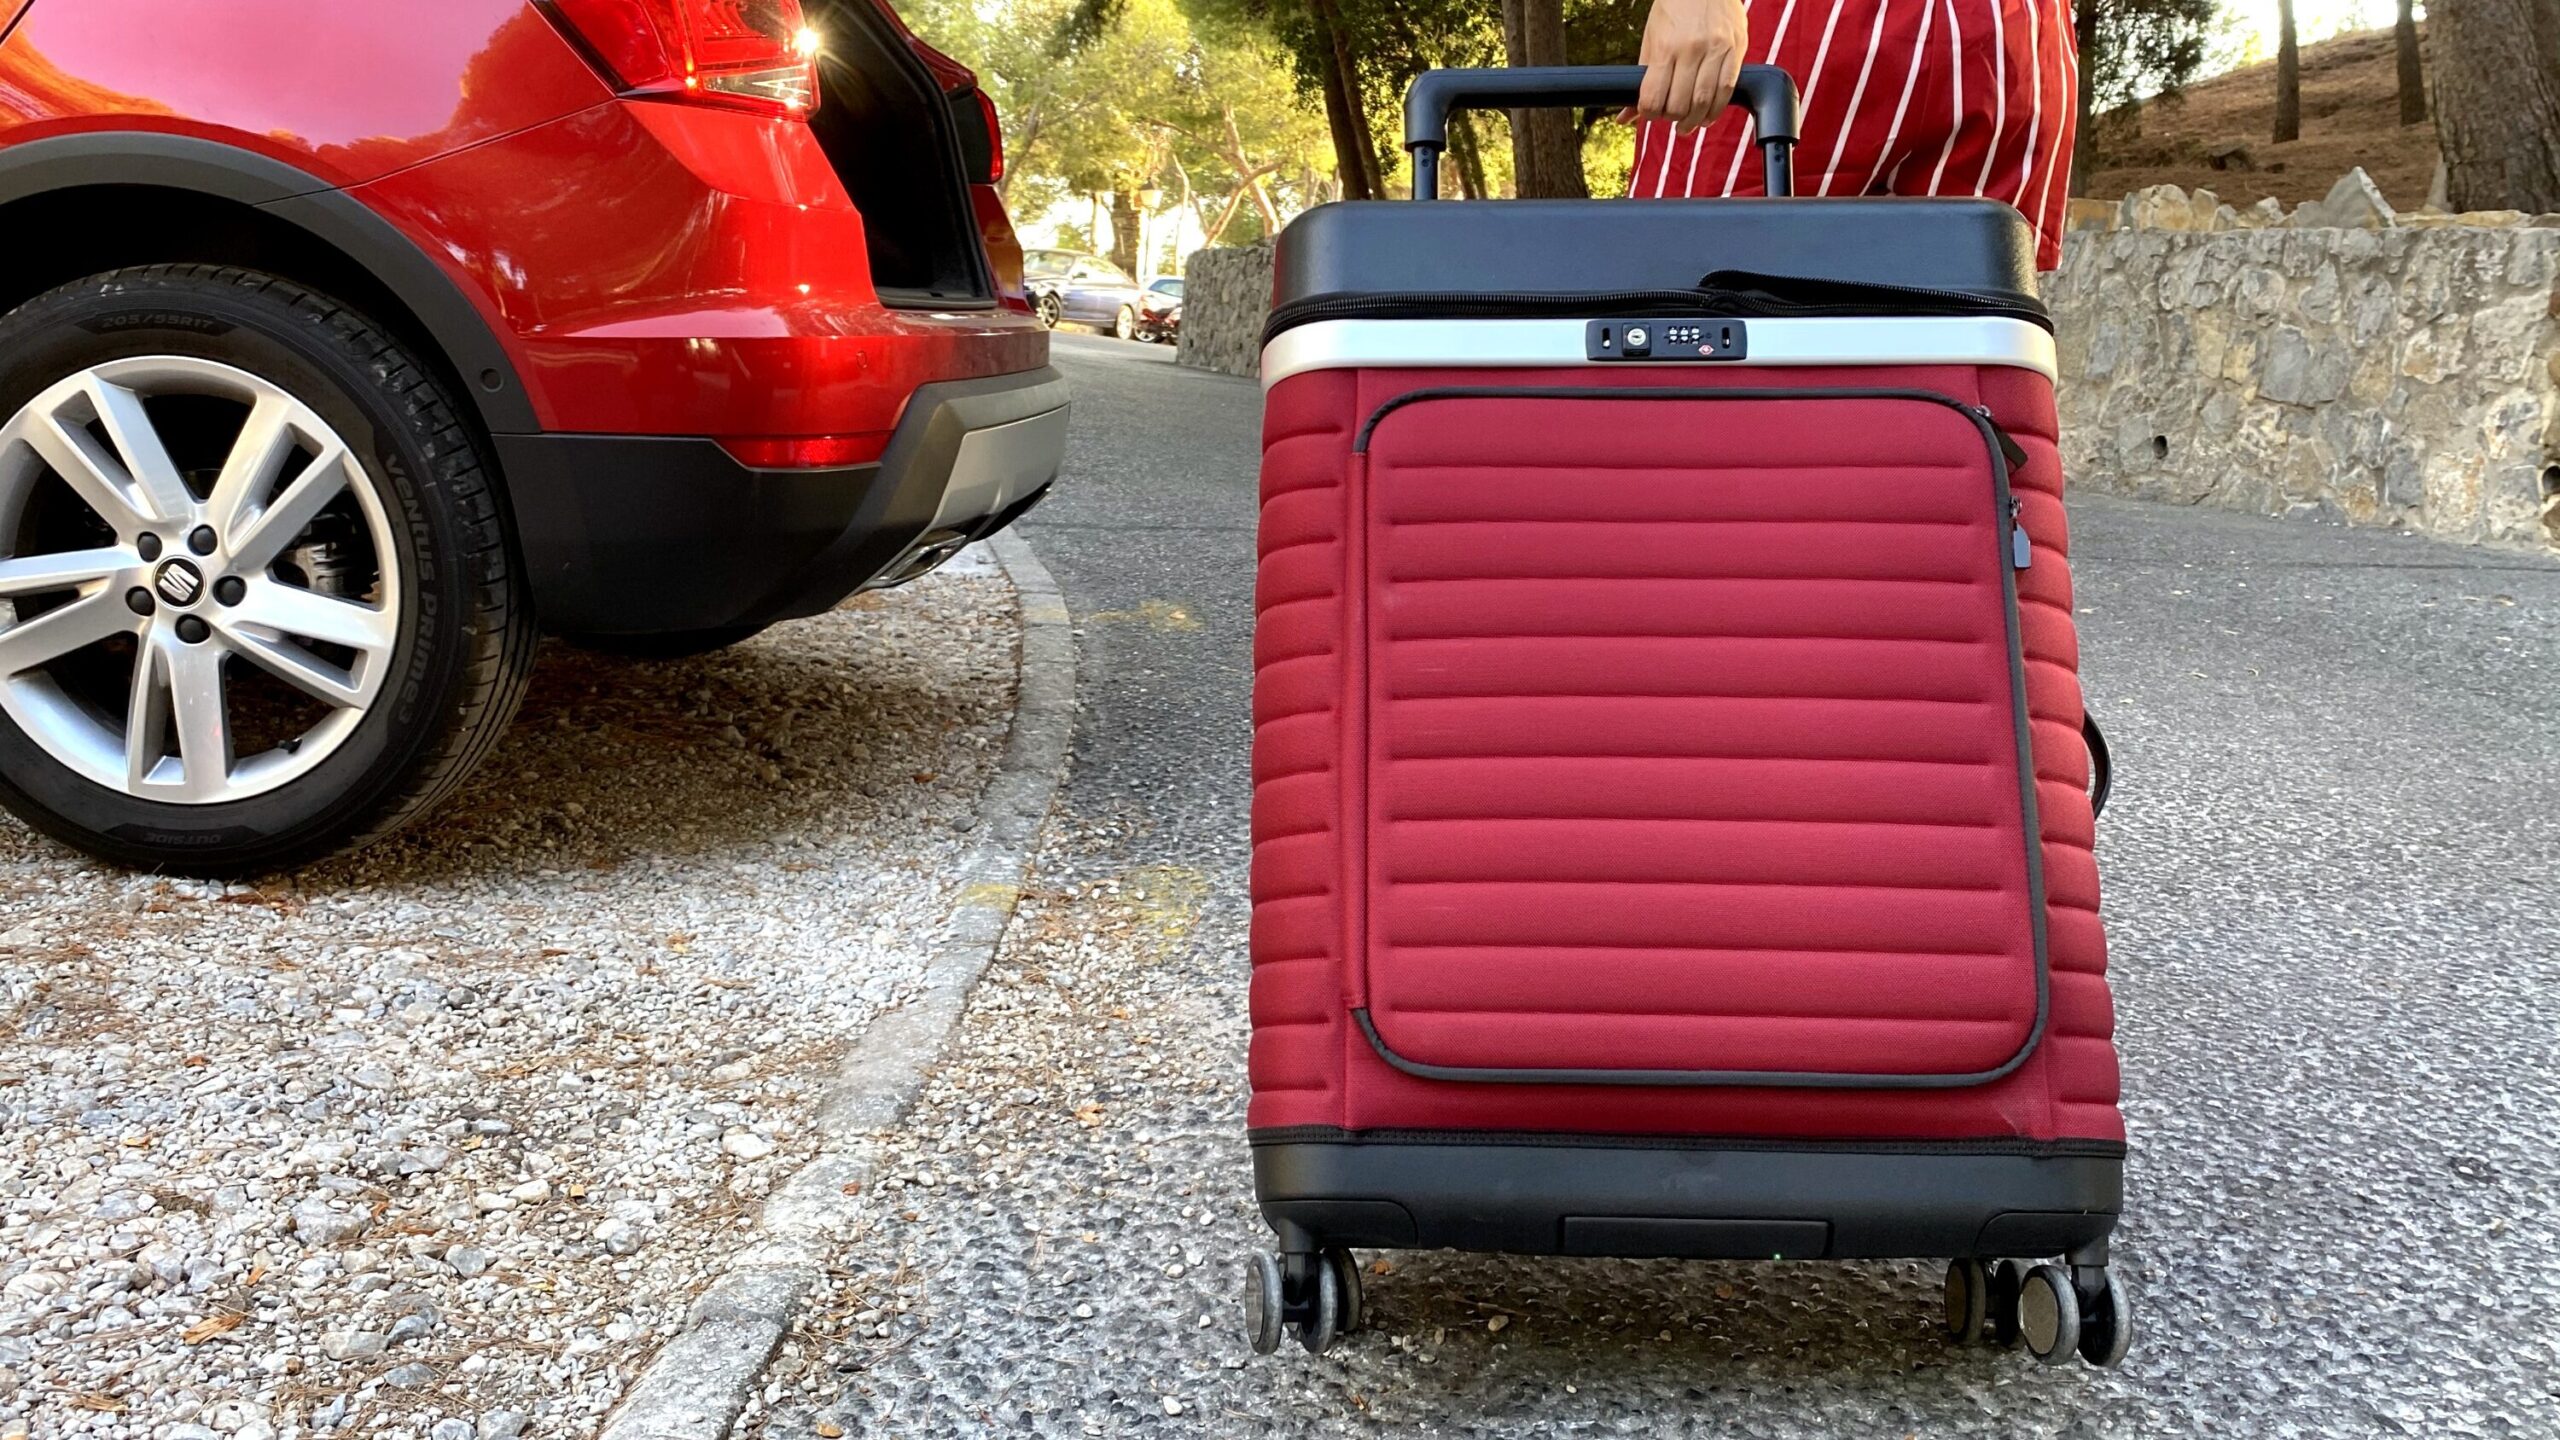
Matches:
[547,0,822,116]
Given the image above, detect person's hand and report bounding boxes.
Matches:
[1621,0,1749,134]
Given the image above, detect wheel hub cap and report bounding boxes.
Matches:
[2020,1280,2059,1351]
[0,356,403,804]
[153,558,205,607]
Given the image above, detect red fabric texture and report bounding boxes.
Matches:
[1630,0,2080,270]
[1247,361,2120,1145]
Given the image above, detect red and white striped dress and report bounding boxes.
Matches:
[1631,0,2079,270]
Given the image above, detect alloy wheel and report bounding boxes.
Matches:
[0,356,402,804]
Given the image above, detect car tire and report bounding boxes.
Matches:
[1035,292,1062,329]
[0,265,536,875]
[1113,306,1137,341]
[562,625,765,661]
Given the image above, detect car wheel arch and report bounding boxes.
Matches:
[0,133,538,440]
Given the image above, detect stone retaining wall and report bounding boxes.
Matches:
[2050,177,2560,549]
[1175,240,1273,380]
[1175,177,2560,549]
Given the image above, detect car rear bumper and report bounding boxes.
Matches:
[499,366,1069,636]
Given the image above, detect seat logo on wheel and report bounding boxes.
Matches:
[154,559,205,607]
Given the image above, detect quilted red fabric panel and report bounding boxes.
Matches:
[1247,361,2120,1145]
[1360,389,2042,1080]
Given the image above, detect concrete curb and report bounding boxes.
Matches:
[597,531,1074,1440]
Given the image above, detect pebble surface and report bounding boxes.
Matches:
[0,561,1017,1440]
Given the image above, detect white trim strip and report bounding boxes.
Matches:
[1260,316,2057,389]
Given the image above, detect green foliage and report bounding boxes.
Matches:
[905,0,1334,244]
[2080,0,2218,114]
[964,0,1660,206]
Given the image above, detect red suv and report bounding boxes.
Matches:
[0,0,1063,873]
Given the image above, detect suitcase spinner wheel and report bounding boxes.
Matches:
[1946,1255,2131,1368]
[1246,62,2131,1371]
[1242,1245,1363,1356]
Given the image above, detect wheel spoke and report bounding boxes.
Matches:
[164,638,232,798]
[204,394,299,538]
[123,635,174,791]
[0,546,130,599]
[225,582,396,658]
[13,408,153,533]
[83,376,194,523]
[221,628,365,708]
[228,445,353,572]
[0,590,137,675]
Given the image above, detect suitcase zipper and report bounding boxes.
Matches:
[1966,405,2036,572]
[1701,269,2048,322]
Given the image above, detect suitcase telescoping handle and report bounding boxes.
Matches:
[1403,64,1801,201]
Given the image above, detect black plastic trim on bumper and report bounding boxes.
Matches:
[499,366,1067,636]
[1253,1137,2121,1261]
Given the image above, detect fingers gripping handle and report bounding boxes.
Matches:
[1402,64,1800,200]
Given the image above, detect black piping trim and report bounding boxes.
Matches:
[1246,1125,2126,1158]
[1348,384,2049,1090]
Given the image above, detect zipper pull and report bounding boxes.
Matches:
[1973,406,2031,470]
[2009,498,2033,569]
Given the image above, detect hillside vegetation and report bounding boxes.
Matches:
[2080,26,2439,209]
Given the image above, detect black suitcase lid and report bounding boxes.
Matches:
[1267,196,2045,339]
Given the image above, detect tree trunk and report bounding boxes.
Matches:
[1000,108,1044,206]
[1201,188,1247,248]
[2071,3,2096,194]
[1311,46,1372,200]
[2274,0,2301,143]
[2430,0,2560,212]
[1108,188,1140,276]
[1499,0,1589,198]
[1308,0,1383,200]
[1451,110,1492,199]
[2396,0,2426,125]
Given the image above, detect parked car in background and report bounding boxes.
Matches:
[1022,249,1147,338]
[1135,276,1183,344]
[1022,247,1077,329]
[0,0,1065,875]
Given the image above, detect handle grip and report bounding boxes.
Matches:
[1403,64,1801,201]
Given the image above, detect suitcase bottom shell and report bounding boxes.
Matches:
[1242,1136,2130,1368]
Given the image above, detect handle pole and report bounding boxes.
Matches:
[1403,64,1800,200]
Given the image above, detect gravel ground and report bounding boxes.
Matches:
[745,335,2560,1437]
[0,557,1019,1440]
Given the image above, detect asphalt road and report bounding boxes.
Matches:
[766,330,2560,1437]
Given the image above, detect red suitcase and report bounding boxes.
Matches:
[1244,67,2126,1366]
